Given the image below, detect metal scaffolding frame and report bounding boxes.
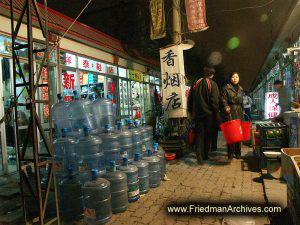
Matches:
[10,0,60,224]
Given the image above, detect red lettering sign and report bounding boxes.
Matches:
[108,66,114,74]
[83,60,90,68]
[64,55,72,65]
[64,96,72,102]
[80,72,83,85]
[63,73,75,90]
[96,63,102,72]
[43,105,49,118]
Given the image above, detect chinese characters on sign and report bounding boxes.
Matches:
[166,92,181,110]
[41,67,49,119]
[265,92,280,119]
[150,0,166,40]
[63,72,75,90]
[163,73,180,89]
[162,50,177,66]
[129,69,143,82]
[160,45,187,118]
[185,0,208,32]
[78,57,107,74]
[64,53,76,67]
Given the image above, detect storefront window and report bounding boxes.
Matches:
[107,77,117,104]
[119,79,130,119]
[143,74,150,83]
[131,81,143,121]
[34,43,56,63]
[79,71,105,98]
[62,69,77,102]
[0,36,12,55]
[106,64,117,76]
[155,78,161,85]
[118,67,127,78]
[150,76,155,83]
[143,83,151,120]
[1,57,18,173]
[15,40,29,58]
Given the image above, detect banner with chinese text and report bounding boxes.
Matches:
[41,67,49,120]
[150,0,166,40]
[265,92,280,119]
[160,45,187,118]
[78,56,106,73]
[63,71,77,102]
[128,69,143,82]
[185,0,208,32]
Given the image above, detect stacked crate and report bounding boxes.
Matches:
[256,122,288,168]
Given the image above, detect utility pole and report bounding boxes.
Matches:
[172,0,182,44]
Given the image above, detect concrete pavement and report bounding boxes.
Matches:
[107,139,270,225]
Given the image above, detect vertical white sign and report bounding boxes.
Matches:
[160,45,187,118]
[265,92,280,119]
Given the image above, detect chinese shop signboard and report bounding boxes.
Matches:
[128,69,143,82]
[41,67,49,119]
[185,0,208,32]
[63,70,76,102]
[106,65,117,75]
[160,44,187,118]
[265,92,280,119]
[64,53,76,67]
[78,56,106,73]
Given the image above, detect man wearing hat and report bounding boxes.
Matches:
[190,67,221,163]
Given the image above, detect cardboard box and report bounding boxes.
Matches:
[281,148,300,183]
[289,156,300,225]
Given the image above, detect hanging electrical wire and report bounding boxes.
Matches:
[213,0,275,14]
[49,0,93,54]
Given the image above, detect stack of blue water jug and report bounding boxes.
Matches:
[48,93,167,223]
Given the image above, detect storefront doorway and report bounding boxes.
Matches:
[0,57,18,174]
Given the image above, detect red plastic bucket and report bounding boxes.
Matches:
[242,122,252,141]
[220,119,243,144]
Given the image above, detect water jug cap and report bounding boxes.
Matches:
[105,124,110,129]
[147,149,152,157]
[109,161,116,171]
[91,169,98,180]
[134,121,138,128]
[122,157,128,166]
[61,128,68,137]
[134,153,140,161]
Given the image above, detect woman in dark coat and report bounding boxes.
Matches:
[221,72,244,159]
